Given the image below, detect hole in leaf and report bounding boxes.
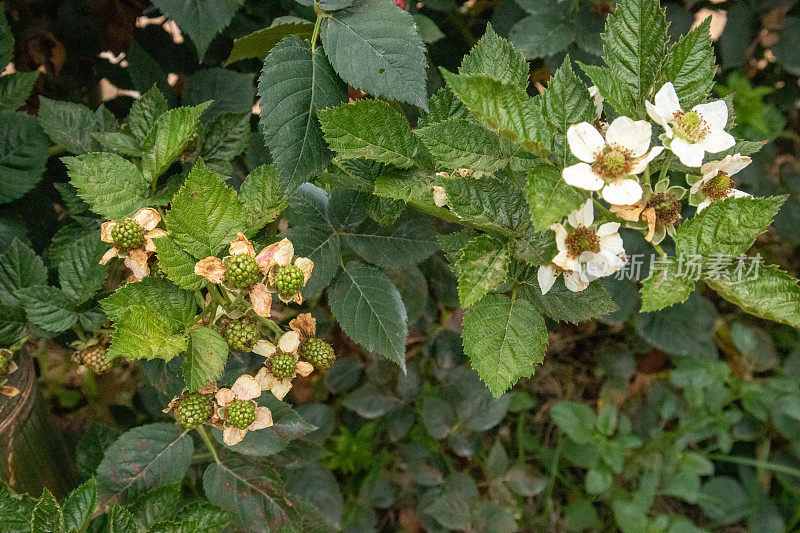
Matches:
[378,68,385,74]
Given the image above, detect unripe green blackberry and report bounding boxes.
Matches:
[301,338,335,370]
[225,254,260,289]
[110,218,145,250]
[272,264,304,296]
[73,345,113,374]
[223,317,260,351]
[270,353,296,379]
[226,399,256,430]
[174,392,213,429]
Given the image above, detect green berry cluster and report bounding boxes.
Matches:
[223,317,260,351]
[273,264,304,296]
[110,218,145,250]
[301,338,336,370]
[226,399,256,430]
[73,345,113,374]
[174,392,213,430]
[270,353,296,379]
[225,254,260,289]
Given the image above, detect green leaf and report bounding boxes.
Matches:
[321,0,428,109]
[417,118,506,172]
[522,277,617,323]
[152,235,206,291]
[62,478,97,533]
[525,163,587,231]
[456,235,510,308]
[440,175,530,233]
[128,484,182,530]
[108,505,139,533]
[412,13,444,44]
[240,165,287,232]
[319,99,430,168]
[578,63,639,118]
[418,87,468,128]
[328,188,368,231]
[441,70,549,154]
[101,276,197,327]
[63,152,150,220]
[286,461,344,530]
[705,264,800,328]
[164,161,246,258]
[107,305,188,361]
[16,286,78,333]
[0,480,38,532]
[508,1,575,60]
[0,111,49,204]
[31,488,64,533]
[97,423,194,504]
[141,102,211,178]
[183,69,255,119]
[462,294,547,397]
[0,9,12,70]
[93,132,143,157]
[195,113,250,175]
[634,294,718,357]
[58,233,108,305]
[663,17,715,109]
[341,214,439,270]
[459,23,528,88]
[328,261,407,368]
[151,0,244,61]
[0,304,26,345]
[0,71,40,112]
[0,238,47,308]
[149,502,234,533]
[184,326,228,391]
[550,401,596,444]
[203,458,299,531]
[601,0,668,118]
[543,56,595,137]
[675,196,785,257]
[223,20,314,66]
[258,35,348,192]
[639,259,695,312]
[37,97,110,155]
[128,85,169,142]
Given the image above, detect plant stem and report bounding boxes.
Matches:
[657,152,673,184]
[261,317,285,339]
[707,453,800,479]
[310,8,324,53]
[196,426,221,464]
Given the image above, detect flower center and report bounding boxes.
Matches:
[646,192,682,228]
[564,226,601,258]
[592,146,633,181]
[671,110,708,143]
[701,172,733,201]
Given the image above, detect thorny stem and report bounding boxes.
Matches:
[196,426,221,464]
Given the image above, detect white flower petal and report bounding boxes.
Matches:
[601,179,643,205]
[563,271,589,292]
[730,189,751,199]
[698,128,735,153]
[568,199,595,228]
[596,222,620,237]
[599,232,625,256]
[654,82,681,119]
[231,374,261,401]
[562,163,604,191]
[646,100,672,135]
[669,137,706,167]
[697,199,712,212]
[606,117,652,157]
[567,122,605,163]
[552,223,568,251]
[693,100,728,131]
[630,146,664,174]
[537,265,558,295]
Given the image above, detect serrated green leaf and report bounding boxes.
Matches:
[462,294,547,397]
[328,188,368,231]
[550,401,596,444]
[195,113,250,175]
[525,163,587,231]
[58,233,108,305]
[108,505,138,532]
[102,276,197,326]
[0,111,49,204]
[151,236,206,291]
[418,87,468,128]
[321,0,428,109]
[258,35,348,192]
[0,238,47,308]
[635,293,718,357]
[141,102,211,178]
[223,20,314,66]
[319,99,430,168]
[62,478,97,533]
[508,1,575,60]
[460,23,528,87]
[284,226,341,299]
[97,423,194,504]
[664,17,715,109]
[602,0,668,118]
[639,258,695,312]
[16,286,77,333]
[705,264,800,327]
[0,304,26,345]
[341,213,439,270]
[417,118,506,172]
[31,488,64,533]
[328,261,407,368]
[0,480,38,533]
[128,86,169,142]
[151,0,244,61]
[127,483,181,530]
[456,234,510,308]
[92,131,143,157]
[0,71,39,112]
[164,161,246,258]
[522,275,618,323]
[38,97,110,155]
[441,70,549,154]
[148,503,234,533]
[439,175,530,233]
[184,69,254,119]
[544,56,596,135]
[240,164,287,233]
[675,196,785,257]
[108,305,188,361]
[184,326,228,391]
[578,63,639,118]
[63,152,150,220]
[413,13,444,44]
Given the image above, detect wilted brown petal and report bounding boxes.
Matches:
[133,207,161,231]
[249,406,274,430]
[215,387,235,406]
[100,246,119,265]
[249,283,272,317]
[278,331,301,354]
[125,249,150,280]
[231,374,261,401]
[195,257,226,284]
[296,361,314,377]
[100,220,116,243]
[223,426,247,446]
[289,313,316,340]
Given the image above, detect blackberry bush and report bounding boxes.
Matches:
[226,399,256,430]
[222,316,260,351]
[224,253,260,289]
[110,218,145,250]
[272,264,304,297]
[270,353,296,379]
[301,339,336,370]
